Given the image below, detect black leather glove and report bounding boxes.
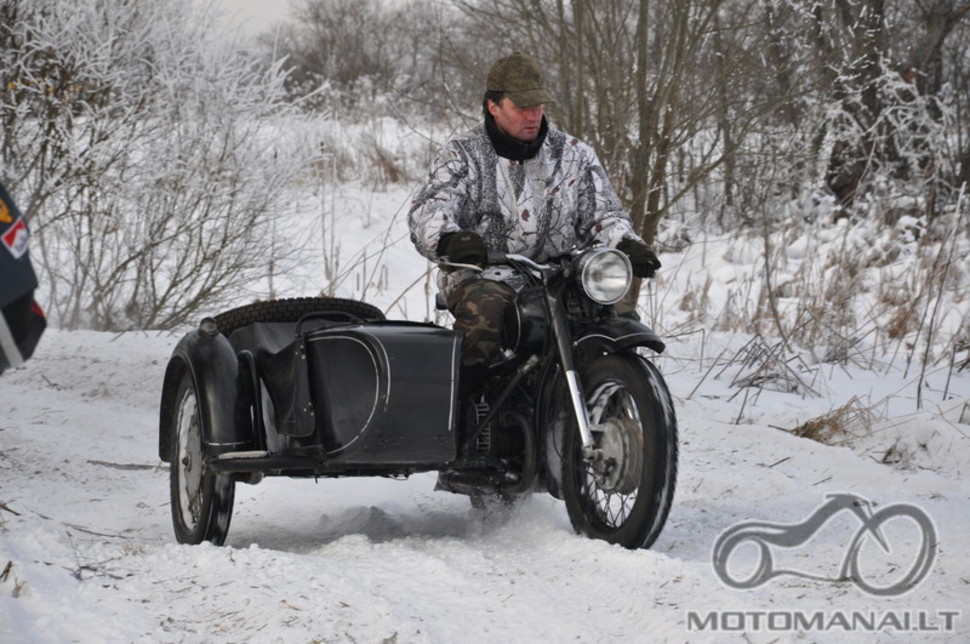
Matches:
[617,239,661,278]
[437,231,487,266]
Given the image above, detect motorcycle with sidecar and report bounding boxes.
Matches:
[158,246,678,549]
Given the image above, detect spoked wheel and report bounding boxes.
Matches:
[169,372,235,545]
[562,353,677,549]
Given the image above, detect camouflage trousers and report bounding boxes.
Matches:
[445,278,517,370]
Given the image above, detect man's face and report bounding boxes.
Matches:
[488,97,544,142]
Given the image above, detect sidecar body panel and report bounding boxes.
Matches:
[170,316,464,473]
[306,322,461,464]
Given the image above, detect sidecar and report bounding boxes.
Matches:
[158,297,462,544]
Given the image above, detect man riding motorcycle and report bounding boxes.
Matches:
[407,52,660,395]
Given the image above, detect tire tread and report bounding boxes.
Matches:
[213,297,384,336]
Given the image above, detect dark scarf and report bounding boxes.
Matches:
[484,112,548,161]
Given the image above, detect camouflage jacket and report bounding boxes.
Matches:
[407,121,643,295]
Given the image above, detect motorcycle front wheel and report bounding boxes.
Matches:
[562,353,678,549]
[168,372,235,545]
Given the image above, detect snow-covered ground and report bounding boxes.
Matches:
[2,182,968,642]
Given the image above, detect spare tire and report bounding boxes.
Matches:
[213,297,385,336]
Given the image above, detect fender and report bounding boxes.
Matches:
[159,319,246,462]
[573,316,665,357]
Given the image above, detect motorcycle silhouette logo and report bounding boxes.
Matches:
[713,493,937,596]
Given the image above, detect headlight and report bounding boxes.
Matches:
[576,248,632,305]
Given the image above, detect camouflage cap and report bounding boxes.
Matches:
[486,52,556,107]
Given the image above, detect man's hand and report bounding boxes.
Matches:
[437,231,487,266]
[617,239,661,278]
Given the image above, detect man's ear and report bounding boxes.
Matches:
[486,99,500,117]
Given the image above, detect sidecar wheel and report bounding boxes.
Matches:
[168,372,235,545]
[562,354,677,549]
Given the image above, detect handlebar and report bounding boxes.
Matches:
[439,252,550,274]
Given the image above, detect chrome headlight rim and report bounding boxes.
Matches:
[576,247,633,305]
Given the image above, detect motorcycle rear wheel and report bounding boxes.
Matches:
[169,372,235,545]
[562,353,677,549]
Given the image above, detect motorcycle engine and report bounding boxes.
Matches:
[466,395,525,458]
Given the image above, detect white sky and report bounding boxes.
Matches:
[211,0,293,34]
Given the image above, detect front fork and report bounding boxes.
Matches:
[546,291,598,460]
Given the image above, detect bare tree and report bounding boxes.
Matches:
[919,1,970,189]
[0,0,309,330]
[267,0,470,119]
[783,0,970,211]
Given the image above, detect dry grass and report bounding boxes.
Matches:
[678,203,966,382]
[790,396,876,445]
[715,334,820,396]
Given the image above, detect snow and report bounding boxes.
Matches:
[3,183,970,642]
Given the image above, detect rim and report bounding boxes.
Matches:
[175,387,203,531]
[580,381,644,529]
